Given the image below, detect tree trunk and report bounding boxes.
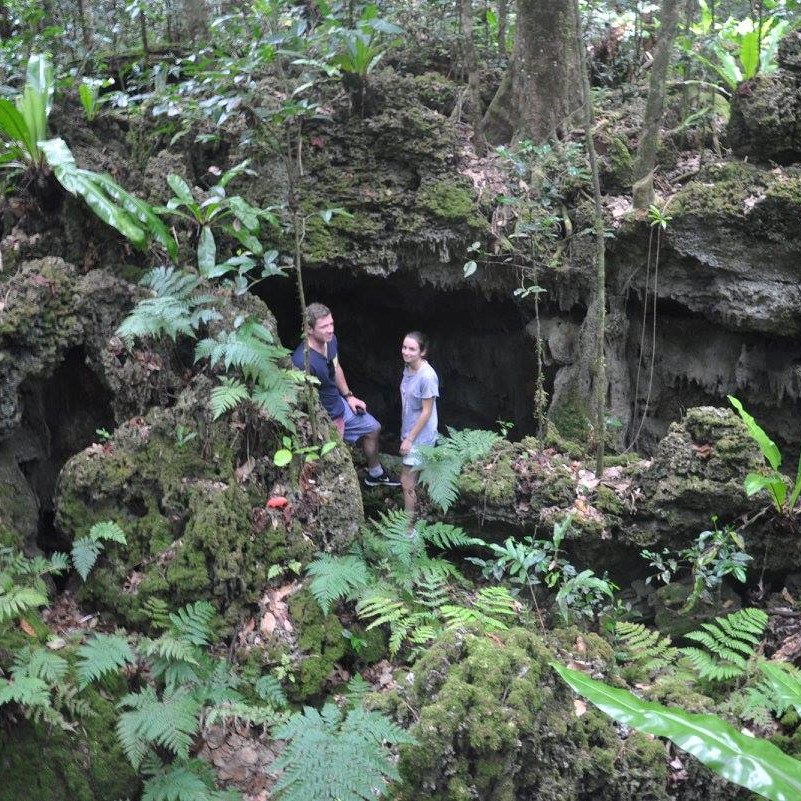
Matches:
[497,0,508,55]
[76,0,93,50]
[182,0,209,43]
[632,0,682,209]
[460,0,487,153]
[482,0,582,144]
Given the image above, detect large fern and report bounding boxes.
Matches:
[681,607,768,682]
[76,633,136,688]
[615,621,679,674]
[417,427,502,512]
[116,266,220,345]
[307,554,371,614]
[197,318,300,427]
[117,685,201,769]
[272,703,415,801]
[71,519,127,581]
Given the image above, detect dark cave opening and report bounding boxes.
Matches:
[17,348,116,554]
[263,270,544,446]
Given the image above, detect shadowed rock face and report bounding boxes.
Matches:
[727,30,801,163]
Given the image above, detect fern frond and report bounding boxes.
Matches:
[414,570,451,610]
[71,537,102,582]
[615,621,678,673]
[144,597,172,630]
[419,520,484,550]
[0,675,51,708]
[681,608,767,682]
[117,686,201,768]
[90,519,127,543]
[0,586,48,623]
[209,377,250,419]
[255,674,288,708]
[12,645,69,683]
[139,634,201,667]
[416,449,461,513]
[203,700,277,730]
[168,601,216,647]
[417,427,502,513]
[307,554,371,615]
[76,633,136,688]
[272,703,415,801]
[759,660,801,717]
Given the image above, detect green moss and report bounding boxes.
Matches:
[548,395,592,446]
[675,162,761,219]
[287,588,347,701]
[458,441,519,506]
[389,627,669,801]
[417,178,480,224]
[0,687,138,801]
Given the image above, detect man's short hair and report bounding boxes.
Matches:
[305,302,332,329]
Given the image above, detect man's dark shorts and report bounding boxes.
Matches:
[336,403,381,443]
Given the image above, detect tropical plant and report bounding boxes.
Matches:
[641,520,752,612]
[680,607,768,682]
[306,511,513,655]
[554,662,801,801]
[729,395,801,515]
[70,519,127,581]
[469,515,615,625]
[272,702,415,801]
[686,2,795,92]
[416,427,502,512]
[78,76,113,122]
[273,435,337,467]
[0,55,175,256]
[158,163,280,280]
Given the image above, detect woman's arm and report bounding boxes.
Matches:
[400,397,434,455]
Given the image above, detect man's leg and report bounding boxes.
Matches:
[360,427,381,471]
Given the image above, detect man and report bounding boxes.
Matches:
[291,303,399,487]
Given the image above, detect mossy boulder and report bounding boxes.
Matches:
[635,406,763,541]
[727,31,801,162]
[383,627,671,801]
[54,378,363,628]
[0,688,138,801]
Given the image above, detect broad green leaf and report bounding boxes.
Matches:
[464,260,477,277]
[197,226,216,275]
[273,449,293,467]
[738,29,760,79]
[26,54,54,117]
[744,472,786,507]
[761,662,801,717]
[789,451,801,512]
[41,138,147,249]
[0,98,37,159]
[88,172,178,259]
[553,664,801,801]
[167,173,195,205]
[228,196,260,231]
[728,396,782,470]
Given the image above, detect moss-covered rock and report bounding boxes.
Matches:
[54,376,362,628]
[286,587,347,701]
[0,688,138,801]
[383,627,670,801]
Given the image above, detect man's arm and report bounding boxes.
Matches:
[333,359,366,412]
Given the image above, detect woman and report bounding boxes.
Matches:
[399,331,439,519]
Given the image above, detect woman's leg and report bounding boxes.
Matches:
[400,465,419,516]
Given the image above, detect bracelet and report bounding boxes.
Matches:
[343,392,353,398]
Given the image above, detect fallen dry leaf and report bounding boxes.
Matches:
[573,699,587,717]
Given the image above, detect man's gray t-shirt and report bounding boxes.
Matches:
[401,362,439,446]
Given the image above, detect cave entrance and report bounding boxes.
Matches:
[264,272,542,445]
[17,347,115,553]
